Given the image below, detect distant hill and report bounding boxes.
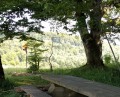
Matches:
[1,32,120,69]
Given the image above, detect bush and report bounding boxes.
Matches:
[104,54,112,65]
[0,90,20,97]
[0,79,14,90]
[27,64,39,73]
[104,54,120,69]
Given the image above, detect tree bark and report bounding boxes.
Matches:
[81,34,104,67]
[49,40,53,72]
[76,0,104,67]
[0,55,5,80]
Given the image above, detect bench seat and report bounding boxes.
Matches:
[15,85,51,97]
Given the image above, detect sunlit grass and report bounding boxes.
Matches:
[4,68,48,86]
[4,66,120,87]
[2,65,120,97]
[1,68,48,97]
[4,68,26,75]
[39,66,120,87]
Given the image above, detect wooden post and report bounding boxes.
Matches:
[25,48,27,68]
[105,34,119,69]
[23,44,28,68]
[49,39,53,72]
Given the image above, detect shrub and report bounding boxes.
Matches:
[0,79,14,90]
[104,54,112,65]
[27,64,39,73]
[0,90,20,97]
[27,39,46,72]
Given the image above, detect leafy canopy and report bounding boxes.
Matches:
[0,0,119,39]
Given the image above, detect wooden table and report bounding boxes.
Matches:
[41,74,120,97]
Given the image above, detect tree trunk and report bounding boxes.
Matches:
[38,59,40,70]
[0,55,5,80]
[75,0,104,67]
[49,40,53,72]
[81,34,104,67]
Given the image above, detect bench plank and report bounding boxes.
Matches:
[41,74,120,97]
[19,85,51,97]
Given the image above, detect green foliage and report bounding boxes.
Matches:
[0,79,14,91]
[0,33,83,68]
[0,90,20,97]
[4,68,48,86]
[27,65,39,73]
[103,54,120,69]
[104,54,112,64]
[0,39,26,66]
[1,32,120,70]
[27,39,46,72]
[0,0,119,68]
[0,0,119,69]
[0,0,119,37]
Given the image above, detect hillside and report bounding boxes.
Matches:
[0,32,120,69]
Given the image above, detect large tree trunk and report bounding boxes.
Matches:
[76,0,104,67]
[0,55,5,80]
[81,34,104,67]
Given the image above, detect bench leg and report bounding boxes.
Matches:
[48,84,88,97]
[64,89,88,97]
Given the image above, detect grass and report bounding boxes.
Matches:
[1,32,120,96]
[0,78,19,97]
[40,66,120,87]
[0,90,20,97]
[4,66,120,87]
[1,66,120,97]
[71,67,120,87]
[4,68,48,86]
[0,68,48,97]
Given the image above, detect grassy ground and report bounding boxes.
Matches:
[1,66,120,97]
[0,68,48,97]
[0,90,20,97]
[4,68,48,86]
[4,66,120,87]
[40,66,120,87]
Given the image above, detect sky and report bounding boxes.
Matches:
[13,12,77,34]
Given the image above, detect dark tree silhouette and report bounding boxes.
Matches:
[0,55,5,80]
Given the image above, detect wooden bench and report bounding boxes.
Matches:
[41,74,120,97]
[15,85,51,97]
